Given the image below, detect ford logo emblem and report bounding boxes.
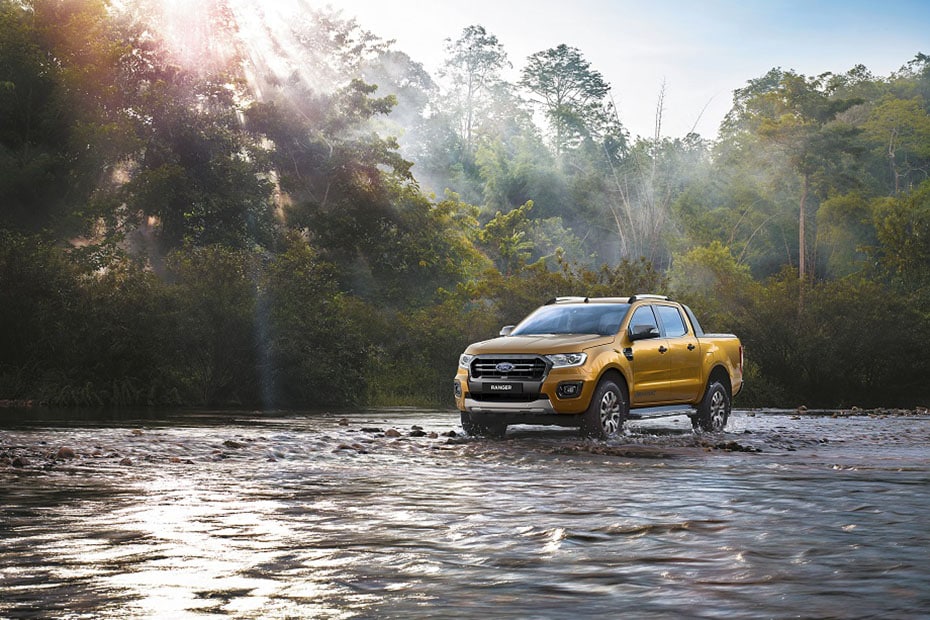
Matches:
[495,362,515,373]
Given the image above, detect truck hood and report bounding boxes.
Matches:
[465,333,614,354]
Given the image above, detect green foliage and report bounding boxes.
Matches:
[870,179,930,293]
[0,231,178,405]
[368,256,667,406]
[520,44,611,155]
[478,200,537,274]
[260,235,370,407]
[720,68,867,279]
[0,231,79,399]
[816,191,875,277]
[366,292,498,405]
[3,5,930,411]
[735,271,930,407]
[163,245,260,404]
[0,0,107,236]
[442,25,510,154]
[669,241,757,331]
[473,256,668,328]
[863,97,930,194]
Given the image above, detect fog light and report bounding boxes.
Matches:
[453,381,462,398]
[557,381,583,399]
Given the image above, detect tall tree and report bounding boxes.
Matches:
[519,44,610,156]
[724,69,862,281]
[441,25,510,156]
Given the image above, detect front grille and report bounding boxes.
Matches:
[471,356,548,380]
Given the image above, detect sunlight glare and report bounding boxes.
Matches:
[129,0,344,101]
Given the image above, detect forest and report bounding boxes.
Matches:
[1,0,929,410]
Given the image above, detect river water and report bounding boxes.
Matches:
[1,408,928,619]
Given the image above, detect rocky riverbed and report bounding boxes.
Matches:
[3,406,926,473]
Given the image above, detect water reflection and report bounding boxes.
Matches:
[1,409,929,618]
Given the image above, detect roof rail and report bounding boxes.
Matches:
[545,296,589,305]
[628,294,670,303]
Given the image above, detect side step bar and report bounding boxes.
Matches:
[627,405,695,420]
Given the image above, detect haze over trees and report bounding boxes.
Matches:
[1,0,929,409]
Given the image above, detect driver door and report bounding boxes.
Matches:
[627,305,669,405]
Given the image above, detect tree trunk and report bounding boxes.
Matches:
[798,174,809,313]
[798,174,809,281]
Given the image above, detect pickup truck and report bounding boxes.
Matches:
[454,295,743,438]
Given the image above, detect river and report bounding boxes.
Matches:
[1,408,928,619]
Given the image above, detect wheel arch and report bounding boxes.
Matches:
[580,367,629,438]
[598,366,629,395]
[707,364,731,395]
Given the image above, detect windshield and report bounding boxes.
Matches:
[511,304,630,336]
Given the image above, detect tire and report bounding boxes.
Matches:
[580,378,628,439]
[693,380,731,432]
[460,411,507,438]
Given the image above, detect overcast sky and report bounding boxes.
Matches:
[323,0,930,140]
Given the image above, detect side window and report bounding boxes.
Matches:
[629,305,659,334]
[655,305,688,338]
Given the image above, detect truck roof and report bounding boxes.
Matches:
[545,294,670,305]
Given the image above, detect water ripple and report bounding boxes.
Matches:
[2,409,929,618]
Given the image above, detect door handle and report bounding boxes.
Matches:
[658,346,668,354]
[687,344,695,351]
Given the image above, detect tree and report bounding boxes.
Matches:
[165,245,260,404]
[723,69,863,282]
[520,44,610,156]
[442,25,510,155]
[871,178,930,293]
[260,234,369,407]
[124,82,276,253]
[361,50,440,162]
[0,0,130,238]
[889,53,930,104]
[603,133,709,267]
[478,200,536,275]
[863,97,930,195]
[669,241,757,330]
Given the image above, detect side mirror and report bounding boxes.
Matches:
[629,324,660,341]
[500,325,515,337]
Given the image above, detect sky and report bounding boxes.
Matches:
[320,0,930,140]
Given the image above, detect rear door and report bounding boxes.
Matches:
[654,303,703,402]
[627,305,668,405]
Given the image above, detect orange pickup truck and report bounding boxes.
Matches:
[454,295,743,438]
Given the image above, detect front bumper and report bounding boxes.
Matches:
[454,366,596,415]
[463,396,556,414]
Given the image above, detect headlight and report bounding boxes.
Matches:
[546,353,587,368]
[459,354,475,369]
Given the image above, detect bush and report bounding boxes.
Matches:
[259,235,371,408]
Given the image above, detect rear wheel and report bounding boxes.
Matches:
[460,412,507,438]
[693,380,730,432]
[580,378,628,439]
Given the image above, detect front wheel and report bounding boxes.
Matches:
[693,380,731,432]
[580,378,628,439]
